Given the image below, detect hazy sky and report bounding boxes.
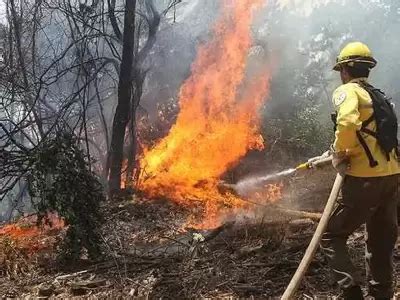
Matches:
[0,1,5,24]
[0,0,337,25]
[276,0,334,16]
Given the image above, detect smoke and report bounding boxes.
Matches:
[146,0,400,107]
[276,0,335,16]
[0,2,6,24]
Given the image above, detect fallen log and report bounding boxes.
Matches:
[203,221,235,242]
[234,284,264,293]
[55,270,89,281]
[70,279,107,289]
[232,196,323,221]
[274,207,322,221]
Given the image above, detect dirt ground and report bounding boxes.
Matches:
[1,169,400,299]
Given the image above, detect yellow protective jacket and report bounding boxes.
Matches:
[332,78,400,177]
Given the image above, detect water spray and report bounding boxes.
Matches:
[219,155,332,197]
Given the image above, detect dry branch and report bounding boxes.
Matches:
[274,207,322,221]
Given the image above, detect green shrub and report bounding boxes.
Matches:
[27,132,104,261]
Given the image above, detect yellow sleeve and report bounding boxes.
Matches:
[332,85,362,153]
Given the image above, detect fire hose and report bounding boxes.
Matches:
[281,172,344,299]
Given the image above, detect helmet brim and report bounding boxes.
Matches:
[333,63,341,71]
[333,58,377,71]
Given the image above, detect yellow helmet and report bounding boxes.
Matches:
[333,42,377,71]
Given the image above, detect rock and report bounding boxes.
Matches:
[37,284,54,297]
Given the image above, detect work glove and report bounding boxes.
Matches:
[331,146,350,176]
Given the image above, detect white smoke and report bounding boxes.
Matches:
[0,1,6,24]
[275,0,335,16]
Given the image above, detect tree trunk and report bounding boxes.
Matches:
[125,113,136,188]
[125,78,143,187]
[108,0,136,195]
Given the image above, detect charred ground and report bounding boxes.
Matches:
[2,169,399,299]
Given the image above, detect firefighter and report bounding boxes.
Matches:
[321,42,400,299]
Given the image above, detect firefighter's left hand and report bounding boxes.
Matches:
[332,151,350,175]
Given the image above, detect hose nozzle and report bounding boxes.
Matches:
[296,155,333,171]
[296,162,310,171]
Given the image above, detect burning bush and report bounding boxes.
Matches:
[137,0,269,229]
[27,132,104,261]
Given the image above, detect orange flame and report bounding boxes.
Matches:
[0,214,64,254]
[252,183,283,204]
[139,0,270,228]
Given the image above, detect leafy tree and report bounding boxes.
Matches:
[28,132,104,261]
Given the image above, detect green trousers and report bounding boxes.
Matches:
[321,175,399,298]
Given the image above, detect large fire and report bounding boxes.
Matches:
[139,0,273,228]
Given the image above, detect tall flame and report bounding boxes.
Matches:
[139,0,270,227]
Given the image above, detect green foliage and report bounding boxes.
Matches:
[290,102,332,155]
[263,70,333,161]
[262,23,338,162]
[263,106,332,162]
[27,132,104,261]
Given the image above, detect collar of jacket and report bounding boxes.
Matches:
[349,77,369,84]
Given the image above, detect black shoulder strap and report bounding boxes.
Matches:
[360,114,377,137]
[362,114,375,128]
[356,84,381,166]
[356,131,379,167]
[331,112,337,132]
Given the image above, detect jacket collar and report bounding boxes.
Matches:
[349,77,368,84]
